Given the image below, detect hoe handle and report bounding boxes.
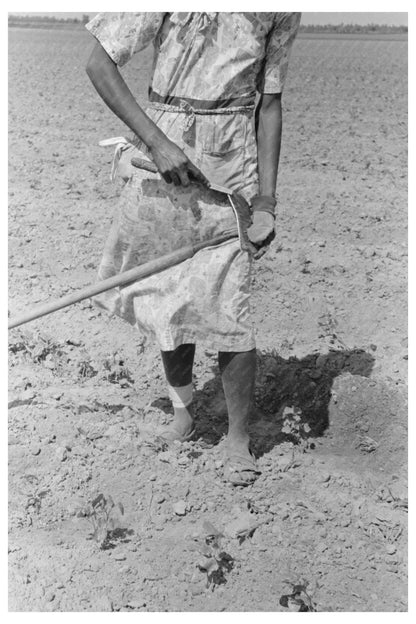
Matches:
[131,157,158,173]
[8,232,237,330]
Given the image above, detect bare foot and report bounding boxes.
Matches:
[224,437,260,486]
[158,405,195,442]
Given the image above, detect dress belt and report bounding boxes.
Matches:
[148,99,255,131]
[99,98,254,181]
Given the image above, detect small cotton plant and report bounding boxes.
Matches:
[18,474,50,524]
[195,521,234,590]
[281,405,311,447]
[102,353,134,387]
[77,493,124,547]
[279,580,317,612]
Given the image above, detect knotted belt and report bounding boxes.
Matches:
[100,95,255,181]
[148,98,254,132]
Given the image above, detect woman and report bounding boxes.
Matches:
[86,12,301,486]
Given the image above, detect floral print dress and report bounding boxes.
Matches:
[86,12,300,352]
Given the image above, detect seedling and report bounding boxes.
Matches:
[281,405,311,448]
[18,474,50,522]
[77,352,98,379]
[77,493,124,547]
[317,311,349,350]
[102,353,134,387]
[142,437,169,454]
[355,435,379,453]
[280,580,317,612]
[195,521,234,590]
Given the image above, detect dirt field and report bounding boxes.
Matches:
[8,28,408,612]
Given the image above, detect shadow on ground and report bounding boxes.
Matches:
[151,348,374,456]
[193,348,374,455]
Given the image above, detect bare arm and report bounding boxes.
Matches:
[86,42,207,187]
[255,92,282,198]
[247,93,282,247]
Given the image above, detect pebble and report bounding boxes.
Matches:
[224,512,256,538]
[30,445,41,456]
[45,592,55,602]
[172,500,187,516]
[155,494,165,504]
[55,446,67,462]
[126,599,146,609]
[177,456,189,467]
[271,524,282,538]
[269,504,280,515]
[385,544,397,555]
[104,425,120,438]
[114,553,126,561]
[190,584,205,596]
[319,473,331,483]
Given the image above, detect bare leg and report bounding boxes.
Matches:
[161,343,195,439]
[218,348,259,484]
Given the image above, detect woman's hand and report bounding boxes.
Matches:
[247,195,276,244]
[247,211,275,246]
[86,42,208,188]
[150,138,208,187]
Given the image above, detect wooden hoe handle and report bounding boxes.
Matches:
[8,233,237,330]
[131,157,158,174]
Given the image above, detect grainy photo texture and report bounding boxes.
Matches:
[8,11,407,612]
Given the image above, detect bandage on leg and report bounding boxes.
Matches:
[167,383,193,409]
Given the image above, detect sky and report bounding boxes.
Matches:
[301,12,407,25]
[10,12,409,26]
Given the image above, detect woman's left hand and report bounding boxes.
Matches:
[247,211,275,246]
[247,195,276,254]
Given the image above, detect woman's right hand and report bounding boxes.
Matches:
[150,138,208,187]
[86,43,208,188]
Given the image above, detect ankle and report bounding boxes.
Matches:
[173,404,194,423]
[226,431,250,450]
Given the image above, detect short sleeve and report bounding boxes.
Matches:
[85,12,165,67]
[256,12,301,94]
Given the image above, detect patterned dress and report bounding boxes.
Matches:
[86,12,300,352]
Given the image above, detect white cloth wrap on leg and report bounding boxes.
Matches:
[167,383,193,408]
